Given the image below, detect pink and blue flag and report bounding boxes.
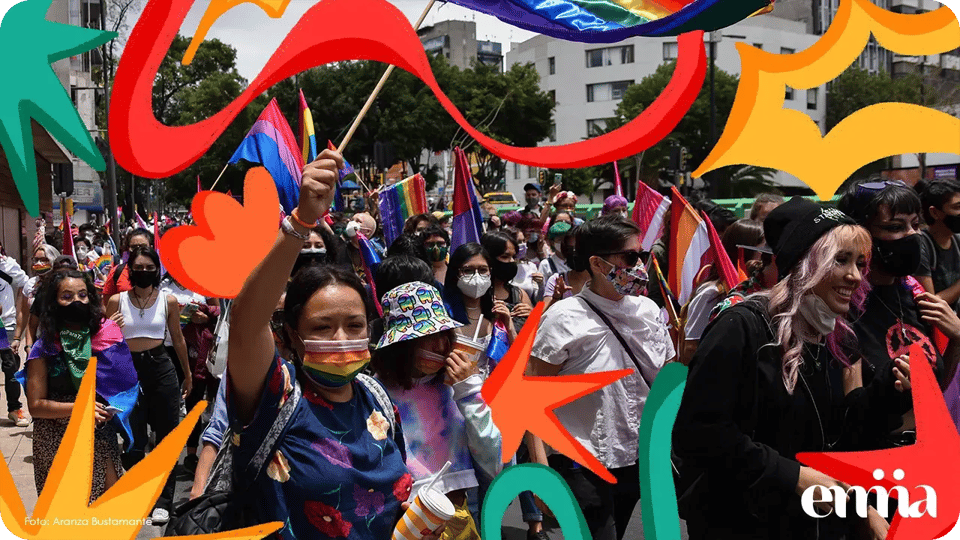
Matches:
[484,320,510,372]
[16,319,140,449]
[443,0,771,42]
[357,233,384,317]
[451,147,483,253]
[229,98,305,214]
[326,140,357,213]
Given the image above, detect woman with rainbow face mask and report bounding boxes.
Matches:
[15,244,61,354]
[226,149,440,540]
[371,282,502,540]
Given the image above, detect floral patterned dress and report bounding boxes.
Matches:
[228,354,412,540]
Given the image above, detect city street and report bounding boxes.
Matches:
[0,351,659,540]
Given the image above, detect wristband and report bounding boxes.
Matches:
[290,208,317,229]
[280,216,310,241]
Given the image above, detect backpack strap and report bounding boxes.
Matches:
[204,368,302,495]
[0,269,12,286]
[356,373,397,437]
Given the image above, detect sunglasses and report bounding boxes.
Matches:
[596,250,648,267]
[854,180,907,198]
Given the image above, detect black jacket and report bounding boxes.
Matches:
[672,298,911,540]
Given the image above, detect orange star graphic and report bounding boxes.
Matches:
[482,302,632,483]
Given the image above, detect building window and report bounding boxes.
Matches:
[526,165,534,178]
[549,123,556,142]
[514,162,521,178]
[586,49,604,68]
[548,57,555,75]
[586,80,633,102]
[548,90,556,104]
[785,86,794,100]
[663,42,679,61]
[753,43,763,49]
[807,88,818,110]
[585,45,635,68]
[587,118,608,136]
[780,46,795,56]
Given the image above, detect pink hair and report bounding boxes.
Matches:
[761,224,872,393]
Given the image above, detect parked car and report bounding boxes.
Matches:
[483,192,519,206]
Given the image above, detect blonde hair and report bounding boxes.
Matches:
[761,224,872,393]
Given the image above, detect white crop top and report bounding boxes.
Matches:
[119,291,168,340]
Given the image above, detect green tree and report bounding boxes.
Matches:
[453,62,554,194]
[608,61,740,188]
[152,36,268,207]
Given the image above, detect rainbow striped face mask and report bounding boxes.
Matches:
[300,338,371,388]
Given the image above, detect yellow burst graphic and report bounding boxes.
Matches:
[693,0,960,200]
[183,0,291,65]
[0,357,282,539]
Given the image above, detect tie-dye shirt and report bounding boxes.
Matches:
[381,373,502,498]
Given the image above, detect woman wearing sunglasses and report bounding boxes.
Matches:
[680,219,764,365]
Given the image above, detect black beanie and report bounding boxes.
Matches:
[763,197,856,280]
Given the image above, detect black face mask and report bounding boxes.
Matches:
[873,234,922,277]
[130,270,158,288]
[943,214,960,234]
[58,301,91,324]
[491,260,518,283]
[293,249,327,275]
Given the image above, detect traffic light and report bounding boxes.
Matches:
[538,169,546,184]
[680,147,689,172]
[53,163,74,196]
[669,145,681,172]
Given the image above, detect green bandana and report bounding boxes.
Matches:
[59,327,92,390]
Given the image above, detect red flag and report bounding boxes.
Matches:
[701,209,739,293]
[632,181,669,251]
[61,198,77,263]
[153,211,159,242]
[737,247,749,284]
[227,189,233,197]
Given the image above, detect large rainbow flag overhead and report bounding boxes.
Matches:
[229,98,305,214]
[379,173,428,247]
[444,0,772,42]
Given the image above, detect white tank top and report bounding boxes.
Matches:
[119,290,168,340]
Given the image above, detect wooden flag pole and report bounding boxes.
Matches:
[337,0,437,154]
[209,162,230,191]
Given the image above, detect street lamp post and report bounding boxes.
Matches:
[707,31,722,198]
[99,3,119,246]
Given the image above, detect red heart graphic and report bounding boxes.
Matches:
[160,167,279,297]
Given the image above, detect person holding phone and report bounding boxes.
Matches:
[23,268,138,502]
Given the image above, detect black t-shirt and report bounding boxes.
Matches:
[854,282,944,388]
[916,230,960,312]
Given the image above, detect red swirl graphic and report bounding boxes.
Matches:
[111,0,706,176]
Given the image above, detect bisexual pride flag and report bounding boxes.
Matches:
[444,0,771,42]
[379,173,429,247]
[16,319,140,450]
[451,147,484,253]
[229,98,305,215]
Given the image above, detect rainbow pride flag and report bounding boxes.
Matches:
[378,173,428,247]
[444,0,772,42]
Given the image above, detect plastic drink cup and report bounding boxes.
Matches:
[452,336,484,366]
[392,487,455,540]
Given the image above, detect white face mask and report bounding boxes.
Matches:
[458,273,491,299]
[798,293,839,336]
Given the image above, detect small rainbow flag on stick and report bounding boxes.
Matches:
[378,173,428,247]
